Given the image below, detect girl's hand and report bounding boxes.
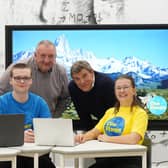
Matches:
[97,134,109,142]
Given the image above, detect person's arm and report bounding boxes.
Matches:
[24,95,52,143]
[0,64,13,95]
[75,128,101,143]
[101,77,116,107]
[38,96,52,118]
[55,65,70,117]
[68,81,94,130]
[97,132,141,145]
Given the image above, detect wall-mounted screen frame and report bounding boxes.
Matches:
[5,24,168,130]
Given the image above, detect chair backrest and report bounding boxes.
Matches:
[142,135,152,168]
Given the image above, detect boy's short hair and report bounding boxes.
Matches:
[10,63,32,77]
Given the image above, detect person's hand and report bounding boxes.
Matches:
[24,129,35,143]
[75,134,86,143]
[97,134,109,142]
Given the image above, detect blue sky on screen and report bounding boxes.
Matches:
[13,29,168,68]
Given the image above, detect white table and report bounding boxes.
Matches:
[11,143,52,168]
[0,148,20,168]
[51,140,147,168]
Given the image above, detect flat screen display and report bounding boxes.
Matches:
[5,24,168,130]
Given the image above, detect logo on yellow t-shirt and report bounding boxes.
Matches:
[104,117,125,136]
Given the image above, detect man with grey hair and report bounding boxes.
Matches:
[0,40,69,117]
[69,60,116,130]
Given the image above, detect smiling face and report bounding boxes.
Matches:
[72,68,94,92]
[10,68,32,94]
[115,78,136,106]
[34,42,56,73]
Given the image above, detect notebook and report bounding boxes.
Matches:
[0,114,24,147]
[33,118,77,146]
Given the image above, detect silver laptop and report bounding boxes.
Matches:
[33,118,77,146]
[0,114,24,147]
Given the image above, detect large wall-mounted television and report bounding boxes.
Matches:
[5,24,168,130]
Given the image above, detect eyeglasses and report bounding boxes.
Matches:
[13,76,32,83]
[115,85,132,91]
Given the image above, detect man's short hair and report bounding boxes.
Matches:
[35,40,56,57]
[70,60,93,77]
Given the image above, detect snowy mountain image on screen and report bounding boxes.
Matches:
[13,35,168,89]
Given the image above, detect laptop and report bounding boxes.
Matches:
[33,118,77,146]
[0,114,24,147]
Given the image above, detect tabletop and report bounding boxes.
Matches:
[0,148,20,156]
[52,140,147,154]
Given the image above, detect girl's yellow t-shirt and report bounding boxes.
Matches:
[95,106,148,144]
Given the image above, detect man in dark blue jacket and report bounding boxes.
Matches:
[69,60,116,130]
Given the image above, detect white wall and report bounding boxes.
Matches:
[1,0,168,71]
[1,1,168,167]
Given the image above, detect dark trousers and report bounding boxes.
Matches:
[89,156,142,168]
[0,154,56,168]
